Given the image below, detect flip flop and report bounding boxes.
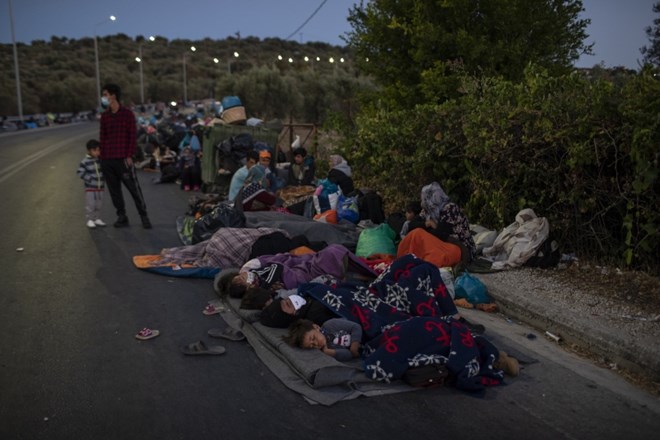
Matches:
[135,328,160,341]
[203,303,225,316]
[208,327,246,341]
[180,340,226,356]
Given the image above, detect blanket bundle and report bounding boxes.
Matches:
[300,254,504,392]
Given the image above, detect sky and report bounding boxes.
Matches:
[0,0,656,69]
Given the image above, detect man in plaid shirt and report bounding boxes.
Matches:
[99,83,152,229]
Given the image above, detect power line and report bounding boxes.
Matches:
[285,0,328,41]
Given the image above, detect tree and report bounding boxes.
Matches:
[346,0,592,105]
[641,1,660,67]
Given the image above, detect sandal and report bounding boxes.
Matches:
[208,327,245,341]
[203,303,225,316]
[180,340,226,356]
[135,328,160,341]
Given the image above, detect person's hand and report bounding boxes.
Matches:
[125,157,133,167]
[425,218,437,229]
[270,281,284,291]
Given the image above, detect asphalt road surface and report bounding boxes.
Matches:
[0,123,658,440]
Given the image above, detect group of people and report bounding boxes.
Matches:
[78,82,519,387]
[77,83,152,229]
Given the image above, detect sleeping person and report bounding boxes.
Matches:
[283,318,362,362]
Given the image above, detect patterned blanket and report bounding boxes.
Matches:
[300,254,504,392]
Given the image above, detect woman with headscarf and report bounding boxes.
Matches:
[397,181,476,268]
[327,154,354,196]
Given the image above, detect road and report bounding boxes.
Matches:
[0,123,658,440]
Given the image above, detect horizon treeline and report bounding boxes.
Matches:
[0,34,372,123]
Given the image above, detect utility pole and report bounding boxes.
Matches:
[8,0,23,121]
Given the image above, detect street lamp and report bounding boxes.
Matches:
[183,46,196,105]
[228,51,239,74]
[135,35,155,105]
[94,15,116,109]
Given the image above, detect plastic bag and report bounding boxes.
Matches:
[454,271,490,304]
[355,223,397,258]
[337,195,359,223]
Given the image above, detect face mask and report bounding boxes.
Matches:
[100,96,110,108]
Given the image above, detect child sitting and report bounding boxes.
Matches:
[283,318,362,361]
[400,200,424,239]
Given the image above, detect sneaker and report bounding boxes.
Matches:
[192,185,200,192]
[94,219,106,227]
[184,185,191,191]
[494,351,520,377]
[86,220,96,229]
[114,215,129,228]
[141,215,152,229]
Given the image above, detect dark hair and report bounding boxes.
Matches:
[102,83,121,101]
[228,275,248,299]
[86,139,100,150]
[246,150,260,162]
[292,147,307,158]
[405,201,422,215]
[260,298,296,328]
[282,319,315,348]
[240,287,273,310]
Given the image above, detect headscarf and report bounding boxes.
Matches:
[421,181,450,223]
[329,154,352,177]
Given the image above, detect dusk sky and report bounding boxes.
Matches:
[1,0,656,69]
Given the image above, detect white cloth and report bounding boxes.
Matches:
[482,208,549,269]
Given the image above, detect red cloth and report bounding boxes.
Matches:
[397,228,461,268]
[100,106,137,160]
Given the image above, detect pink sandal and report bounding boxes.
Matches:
[203,304,224,316]
[135,327,160,341]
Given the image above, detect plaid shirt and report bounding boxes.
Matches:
[99,106,137,160]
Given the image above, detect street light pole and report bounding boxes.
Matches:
[8,0,22,121]
[138,44,144,104]
[135,36,154,106]
[182,52,187,105]
[94,15,116,110]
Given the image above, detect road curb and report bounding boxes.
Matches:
[476,272,660,383]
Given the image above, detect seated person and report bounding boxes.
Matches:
[236,151,278,211]
[399,200,424,239]
[327,154,354,196]
[398,182,477,268]
[151,144,180,184]
[178,146,202,191]
[287,147,316,186]
[228,150,259,202]
[283,318,362,361]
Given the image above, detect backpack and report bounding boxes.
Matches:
[525,236,560,268]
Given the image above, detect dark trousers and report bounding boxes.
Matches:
[101,158,148,217]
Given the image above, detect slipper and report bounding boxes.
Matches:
[203,303,225,316]
[135,328,160,341]
[208,327,246,341]
[180,340,226,356]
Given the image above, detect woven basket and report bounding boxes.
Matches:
[222,106,246,125]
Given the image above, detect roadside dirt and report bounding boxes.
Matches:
[534,260,660,396]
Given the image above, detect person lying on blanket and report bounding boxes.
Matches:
[156,228,313,271]
[228,243,377,298]
[298,253,515,391]
[283,318,362,362]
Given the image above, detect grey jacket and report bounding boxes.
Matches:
[77,155,104,190]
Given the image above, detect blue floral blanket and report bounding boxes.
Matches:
[299,254,504,392]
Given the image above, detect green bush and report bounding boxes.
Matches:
[347,65,659,272]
